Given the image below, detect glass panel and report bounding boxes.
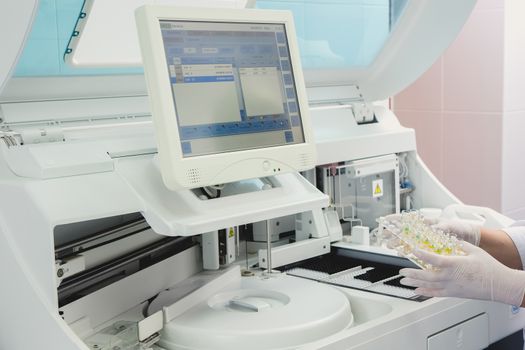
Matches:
[256,0,408,69]
[14,0,142,77]
[14,0,409,76]
[391,0,408,27]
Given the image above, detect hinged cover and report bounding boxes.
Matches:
[2,0,477,127]
[65,0,255,68]
[116,156,328,236]
[1,0,477,130]
[304,0,477,102]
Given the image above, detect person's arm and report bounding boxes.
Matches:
[479,228,523,270]
[431,219,524,270]
[481,229,525,307]
[399,242,525,307]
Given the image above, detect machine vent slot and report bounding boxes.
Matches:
[186,168,201,185]
[299,153,312,168]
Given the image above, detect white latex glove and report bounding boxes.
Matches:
[400,242,525,306]
[427,218,481,246]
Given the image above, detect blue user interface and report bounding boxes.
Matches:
[160,20,305,157]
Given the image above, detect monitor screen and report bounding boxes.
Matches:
[137,6,315,189]
[159,20,306,158]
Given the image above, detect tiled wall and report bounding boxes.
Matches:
[393,0,506,213]
[502,0,525,218]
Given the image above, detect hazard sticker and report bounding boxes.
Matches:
[372,179,383,198]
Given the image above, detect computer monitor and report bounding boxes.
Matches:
[136,6,316,190]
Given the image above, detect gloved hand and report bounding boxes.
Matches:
[427,218,481,246]
[400,242,525,306]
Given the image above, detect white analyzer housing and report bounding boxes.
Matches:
[1,1,525,349]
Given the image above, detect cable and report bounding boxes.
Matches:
[201,184,225,199]
[0,131,21,147]
[399,153,409,180]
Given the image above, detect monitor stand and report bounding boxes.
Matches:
[115,155,329,237]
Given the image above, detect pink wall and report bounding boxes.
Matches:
[501,1,525,218]
[393,0,505,212]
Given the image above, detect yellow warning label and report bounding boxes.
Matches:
[229,227,235,238]
[372,179,383,198]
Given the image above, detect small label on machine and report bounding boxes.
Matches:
[372,179,384,198]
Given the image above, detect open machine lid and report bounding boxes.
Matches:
[258,0,477,102]
[341,0,477,102]
[0,0,477,122]
[65,0,255,67]
[66,0,477,101]
[0,0,254,125]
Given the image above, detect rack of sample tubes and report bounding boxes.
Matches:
[378,211,465,269]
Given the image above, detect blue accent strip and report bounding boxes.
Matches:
[183,76,234,83]
[180,117,291,140]
[288,101,298,113]
[276,31,286,44]
[280,60,291,71]
[285,131,294,143]
[181,142,192,154]
[283,74,293,85]
[180,57,235,65]
[291,115,300,127]
[167,48,184,55]
[279,46,288,58]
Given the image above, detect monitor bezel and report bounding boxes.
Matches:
[136,5,316,190]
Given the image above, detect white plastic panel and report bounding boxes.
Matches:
[0,0,38,94]
[1,96,150,124]
[311,105,416,165]
[304,0,477,101]
[66,0,254,67]
[427,313,489,350]
[0,76,147,104]
[4,142,114,179]
[138,311,163,342]
[115,156,328,236]
[0,218,88,350]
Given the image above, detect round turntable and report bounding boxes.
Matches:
[149,272,353,350]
